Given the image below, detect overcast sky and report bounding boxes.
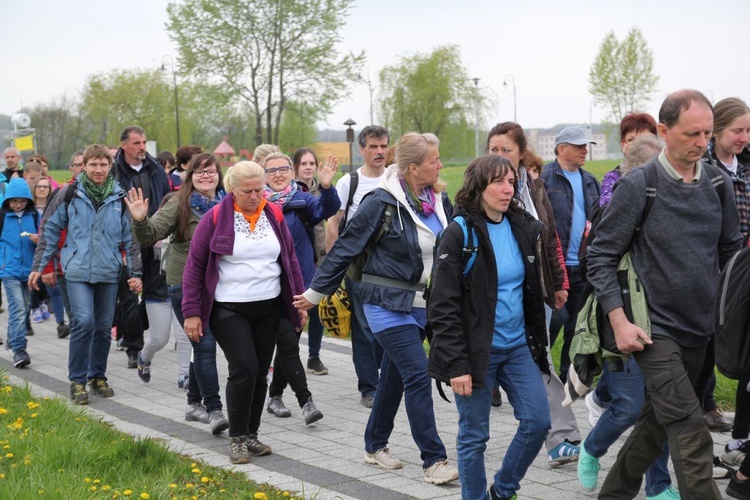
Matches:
[1,0,748,132]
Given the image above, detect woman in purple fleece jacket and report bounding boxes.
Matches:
[182,160,305,465]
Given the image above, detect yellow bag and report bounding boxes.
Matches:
[318,287,352,338]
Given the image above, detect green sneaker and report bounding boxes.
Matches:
[647,485,680,499]
[577,440,600,491]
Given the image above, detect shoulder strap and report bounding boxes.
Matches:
[266,201,284,223]
[340,170,359,232]
[702,162,727,200]
[454,215,478,277]
[64,181,78,206]
[372,202,394,247]
[636,162,658,236]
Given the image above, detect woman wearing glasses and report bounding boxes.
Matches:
[126,153,230,435]
[262,151,340,424]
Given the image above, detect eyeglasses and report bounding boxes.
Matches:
[265,166,291,176]
[193,169,218,178]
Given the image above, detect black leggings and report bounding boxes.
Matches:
[210,297,280,438]
[269,318,312,407]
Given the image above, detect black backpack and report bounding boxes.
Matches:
[714,244,750,379]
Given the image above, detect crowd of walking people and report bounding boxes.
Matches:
[1,88,750,500]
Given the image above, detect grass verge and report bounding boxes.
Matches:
[0,373,301,499]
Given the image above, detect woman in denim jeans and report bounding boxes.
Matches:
[294,133,459,485]
[427,155,551,500]
[126,153,229,435]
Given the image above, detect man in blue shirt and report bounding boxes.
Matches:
[541,125,601,382]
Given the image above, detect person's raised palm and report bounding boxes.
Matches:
[124,187,149,222]
[318,155,338,189]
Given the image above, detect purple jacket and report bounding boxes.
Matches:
[182,194,304,329]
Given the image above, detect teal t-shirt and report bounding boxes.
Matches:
[487,217,526,349]
[562,168,586,265]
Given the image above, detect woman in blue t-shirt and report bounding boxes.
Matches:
[427,154,551,500]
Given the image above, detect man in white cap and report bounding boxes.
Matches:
[541,125,601,385]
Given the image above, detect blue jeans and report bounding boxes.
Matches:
[365,323,446,469]
[66,281,118,384]
[588,357,672,497]
[456,344,550,500]
[169,284,222,413]
[4,277,30,352]
[307,306,323,359]
[346,277,383,397]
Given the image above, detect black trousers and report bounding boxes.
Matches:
[269,318,312,407]
[210,297,280,438]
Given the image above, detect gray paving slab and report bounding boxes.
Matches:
[0,311,738,499]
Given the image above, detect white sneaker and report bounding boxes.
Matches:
[365,447,403,469]
[722,440,750,467]
[585,392,606,427]
[423,459,459,485]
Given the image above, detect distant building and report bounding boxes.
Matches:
[526,125,608,161]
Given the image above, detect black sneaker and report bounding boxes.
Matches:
[246,435,272,456]
[57,322,70,339]
[127,351,138,369]
[307,356,329,375]
[13,349,30,368]
[715,455,736,480]
[492,388,503,408]
[70,382,88,405]
[88,378,114,398]
[727,470,750,499]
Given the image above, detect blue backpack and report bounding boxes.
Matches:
[424,215,478,304]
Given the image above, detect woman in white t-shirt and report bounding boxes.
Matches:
[181,161,306,465]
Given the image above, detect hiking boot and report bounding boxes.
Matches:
[548,439,579,467]
[57,322,70,339]
[13,349,30,368]
[126,351,138,369]
[646,485,681,499]
[704,408,733,432]
[208,410,229,435]
[88,378,114,398]
[266,395,291,418]
[185,402,209,423]
[137,351,151,383]
[577,440,600,491]
[423,459,459,485]
[306,356,329,375]
[723,440,750,467]
[714,455,735,480]
[229,436,250,464]
[302,398,323,425]
[30,308,43,323]
[728,470,750,499]
[246,435,271,456]
[360,394,374,408]
[365,447,403,469]
[39,303,50,320]
[69,382,88,405]
[585,392,606,428]
[491,388,503,408]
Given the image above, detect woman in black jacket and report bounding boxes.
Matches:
[427,154,550,500]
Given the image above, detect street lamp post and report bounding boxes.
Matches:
[472,78,480,158]
[161,55,181,148]
[344,118,357,172]
[503,74,517,123]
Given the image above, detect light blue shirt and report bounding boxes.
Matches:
[364,305,427,333]
[487,218,526,349]
[562,168,586,265]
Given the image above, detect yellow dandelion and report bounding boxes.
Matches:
[220,489,226,493]
[200,477,209,483]
[192,468,201,474]
[24,459,30,465]
[85,478,91,483]
[6,453,14,458]
[283,492,290,497]
[0,408,7,414]
[90,486,98,491]
[30,413,37,418]
[169,484,177,489]
[26,402,40,409]
[139,493,149,499]
[3,445,9,449]
[123,489,132,496]
[37,490,44,495]
[185,482,194,488]
[0,473,4,479]
[254,493,267,500]
[94,479,101,484]
[103,485,112,491]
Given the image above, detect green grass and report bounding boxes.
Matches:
[0,374,303,499]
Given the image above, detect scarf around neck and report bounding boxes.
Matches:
[81,174,115,205]
[234,198,267,232]
[399,177,436,216]
[263,181,298,207]
[190,189,226,218]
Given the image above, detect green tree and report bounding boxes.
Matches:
[166,0,363,146]
[277,101,320,152]
[589,27,659,124]
[21,95,82,168]
[377,45,486,159]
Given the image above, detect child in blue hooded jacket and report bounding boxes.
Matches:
[0,178,38,367]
